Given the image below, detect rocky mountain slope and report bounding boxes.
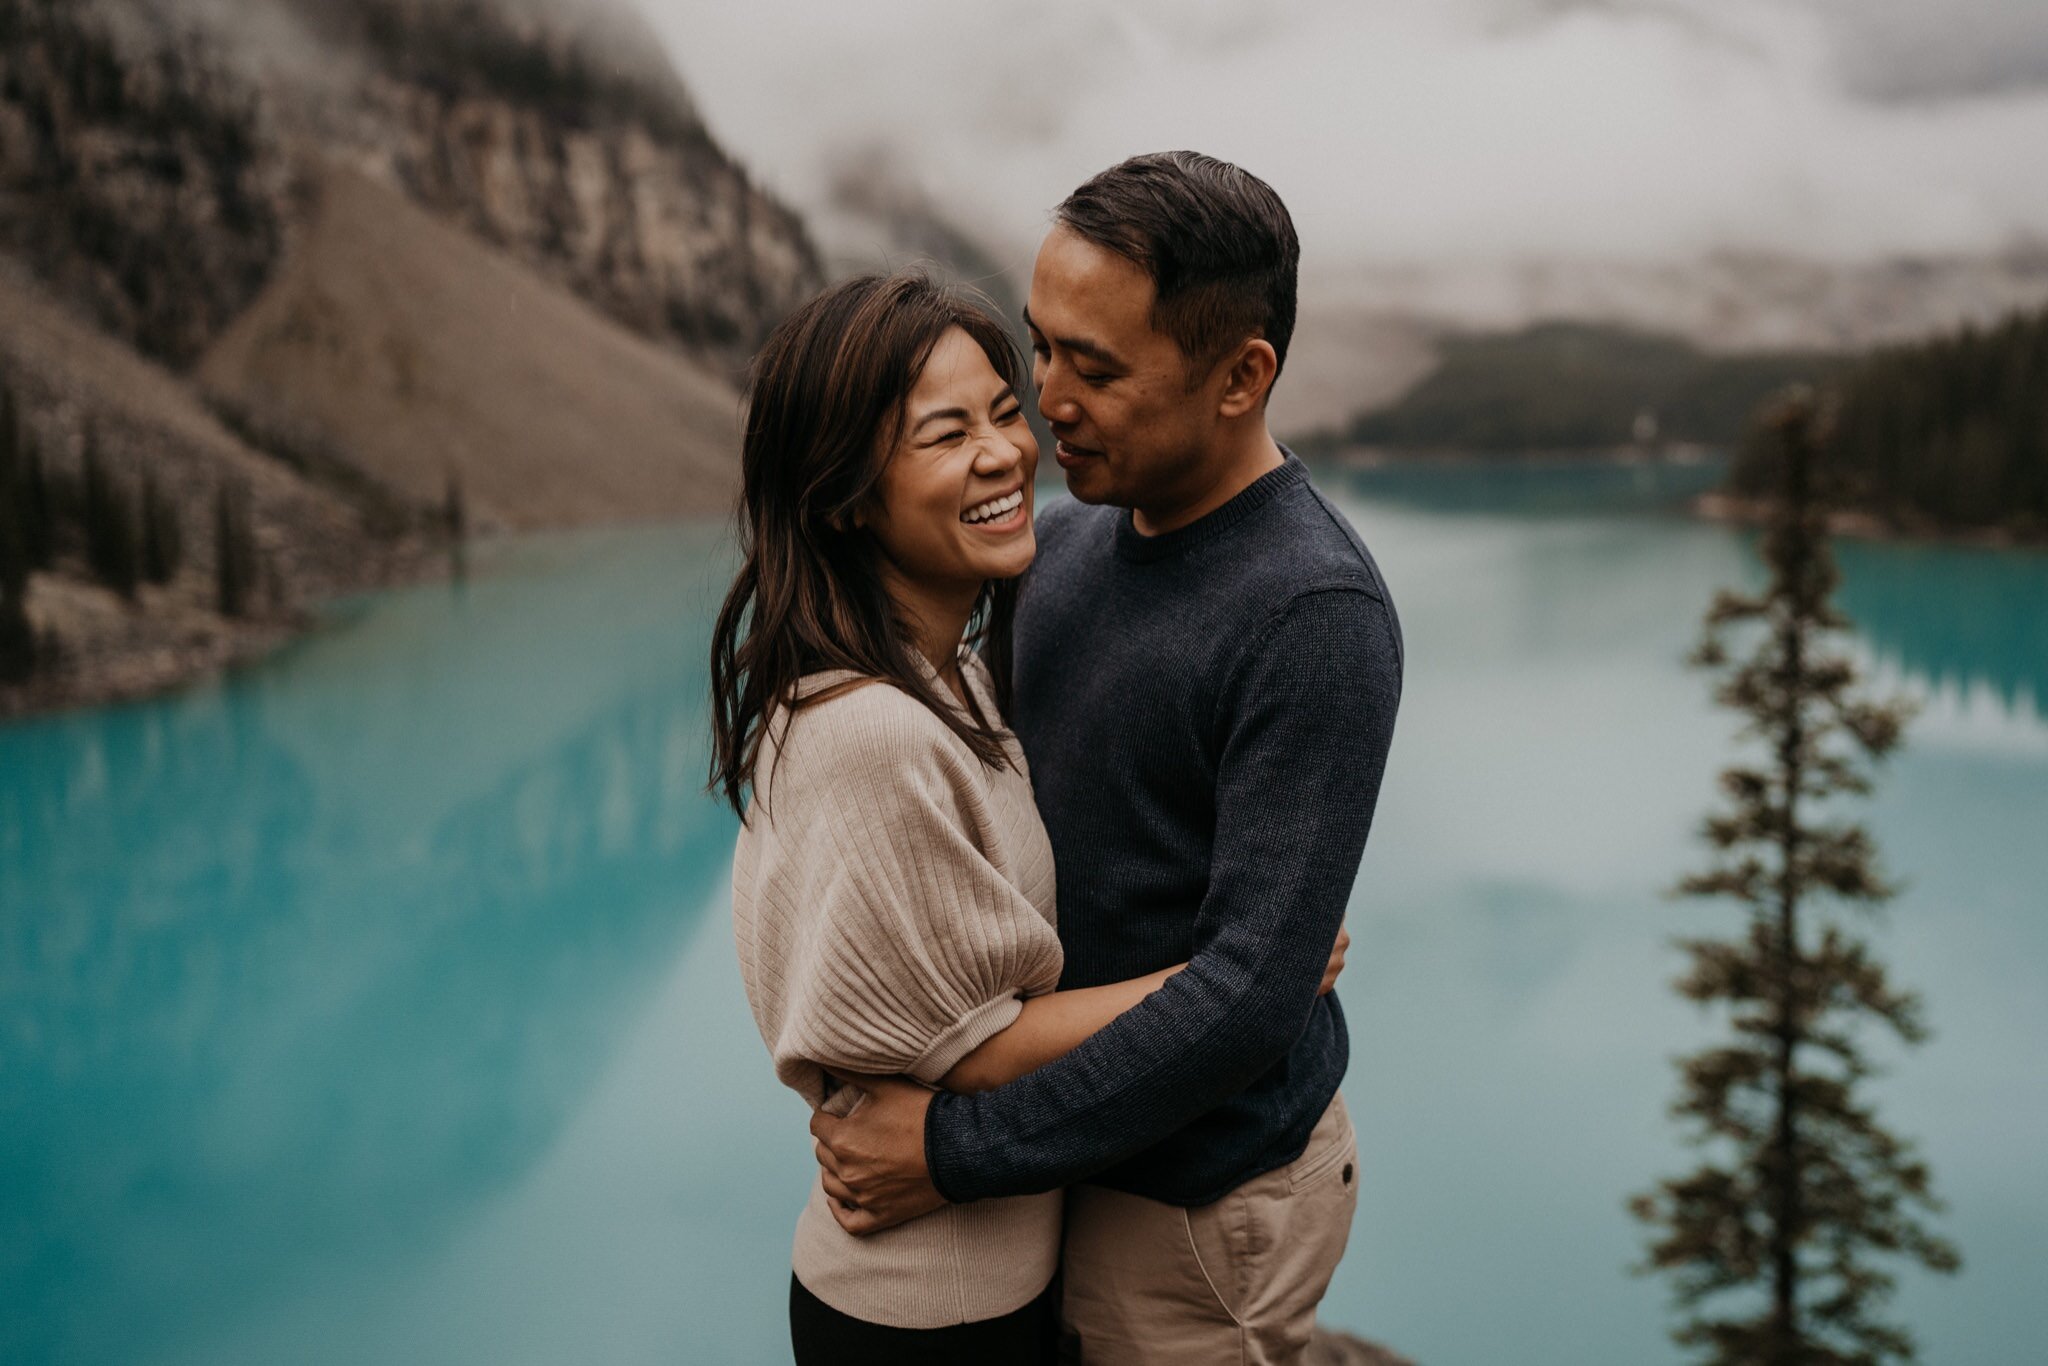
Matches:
[248,0,821,363]
[0,0,825,714]
[0,0,289,366]
[1,0,821,369]
[197,162,747,533]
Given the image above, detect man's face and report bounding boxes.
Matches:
[1025,226,1220,511]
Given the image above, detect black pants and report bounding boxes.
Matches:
[788,1271,1060,1366]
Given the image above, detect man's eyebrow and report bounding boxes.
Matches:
[1022,307,1122,367]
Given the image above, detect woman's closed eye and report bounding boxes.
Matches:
[923,406,1022,447]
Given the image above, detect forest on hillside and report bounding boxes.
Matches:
[1312,322,1842,455]
[1730,305,2048,538]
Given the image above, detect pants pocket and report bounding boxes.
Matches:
[1182,1197,1250,1328]
[1287,1093,1357,1193]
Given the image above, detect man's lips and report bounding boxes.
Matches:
[1054,439,1102,468]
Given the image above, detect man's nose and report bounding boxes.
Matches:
[1037,365,1079,426]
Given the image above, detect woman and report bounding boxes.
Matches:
[709,273,1341,1364]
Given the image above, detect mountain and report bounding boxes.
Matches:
[0,0,826,714]
[1304,321,1844,456]
[2,0,822,368]
[1278,249,2048,443]
[197,162,746,532]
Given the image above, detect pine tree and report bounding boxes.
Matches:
[0,378,36,681]
[213,476,258,618]
[443,466,468,582]
[0,511,32,683]
[0,376,16,473]
[1633,388,1960,1365]
[139,466,182,585]
[21,427,54,570]
[81,423,141,599]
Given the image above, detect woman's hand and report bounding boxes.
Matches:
[812,1074,946,1236]
[1319,921,1349,996]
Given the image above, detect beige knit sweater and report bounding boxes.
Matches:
[730,648,1065,1329]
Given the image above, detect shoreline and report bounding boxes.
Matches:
[1308,445,2047,550]
[0,535,448,725]
[1310,441,1725,469]
[1691,491,2048,552]
[10,474,2041,727]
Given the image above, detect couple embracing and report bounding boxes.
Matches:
[711,151,1403,1365]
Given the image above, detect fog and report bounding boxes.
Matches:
[636,0,2048,276]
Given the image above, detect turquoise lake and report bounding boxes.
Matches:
[4,461,2043,1365]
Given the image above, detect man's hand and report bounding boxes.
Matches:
[1319,921,1350,996]
[810,1074,948,1236]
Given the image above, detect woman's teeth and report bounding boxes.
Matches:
[961,490,1024,524]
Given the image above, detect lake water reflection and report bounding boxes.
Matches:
[3,466,2042,1365]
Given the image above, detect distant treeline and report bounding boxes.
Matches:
[1310,322,1842,454]
[1730,305,2048,537]
[0,374,265,684]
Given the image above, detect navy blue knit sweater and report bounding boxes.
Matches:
[925,451,1404,1207]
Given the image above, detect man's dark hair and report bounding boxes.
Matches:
[1054,150,1299,386]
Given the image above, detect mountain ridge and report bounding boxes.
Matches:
[0,0,823,714]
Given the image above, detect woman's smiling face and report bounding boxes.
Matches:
[864,325,1039,599]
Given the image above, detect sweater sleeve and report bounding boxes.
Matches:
[923,586,1402,1199]
[744,694,1065,1112]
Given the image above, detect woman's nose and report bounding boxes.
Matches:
[972,428,1020,470]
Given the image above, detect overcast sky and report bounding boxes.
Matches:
[634,0,2048,276]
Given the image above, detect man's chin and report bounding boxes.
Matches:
[1059,462,1118,506]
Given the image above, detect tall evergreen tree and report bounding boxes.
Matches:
[0,378,36,680]
[139,466,182,585]
[20,426,55,570]
[81,423,141,599]
[0,375,16,473]
[0,515,32,684]
[443,466,468,582]
[213,476,258,619]
[1634,389,1960,1365]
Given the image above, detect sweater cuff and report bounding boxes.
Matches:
[905,992,1024,1088]
[924,1089,981,1205]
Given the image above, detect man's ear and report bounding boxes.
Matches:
[1217,338,1279,419]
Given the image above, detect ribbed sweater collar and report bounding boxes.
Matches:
[1113,446,1308,563]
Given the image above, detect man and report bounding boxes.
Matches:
[810,150,1403,1364]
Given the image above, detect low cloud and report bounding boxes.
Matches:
[636,0,2048,276]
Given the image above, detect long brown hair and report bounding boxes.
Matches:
[708,271,1026,818]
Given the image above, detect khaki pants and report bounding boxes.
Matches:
[1060,1093,1359,1366]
